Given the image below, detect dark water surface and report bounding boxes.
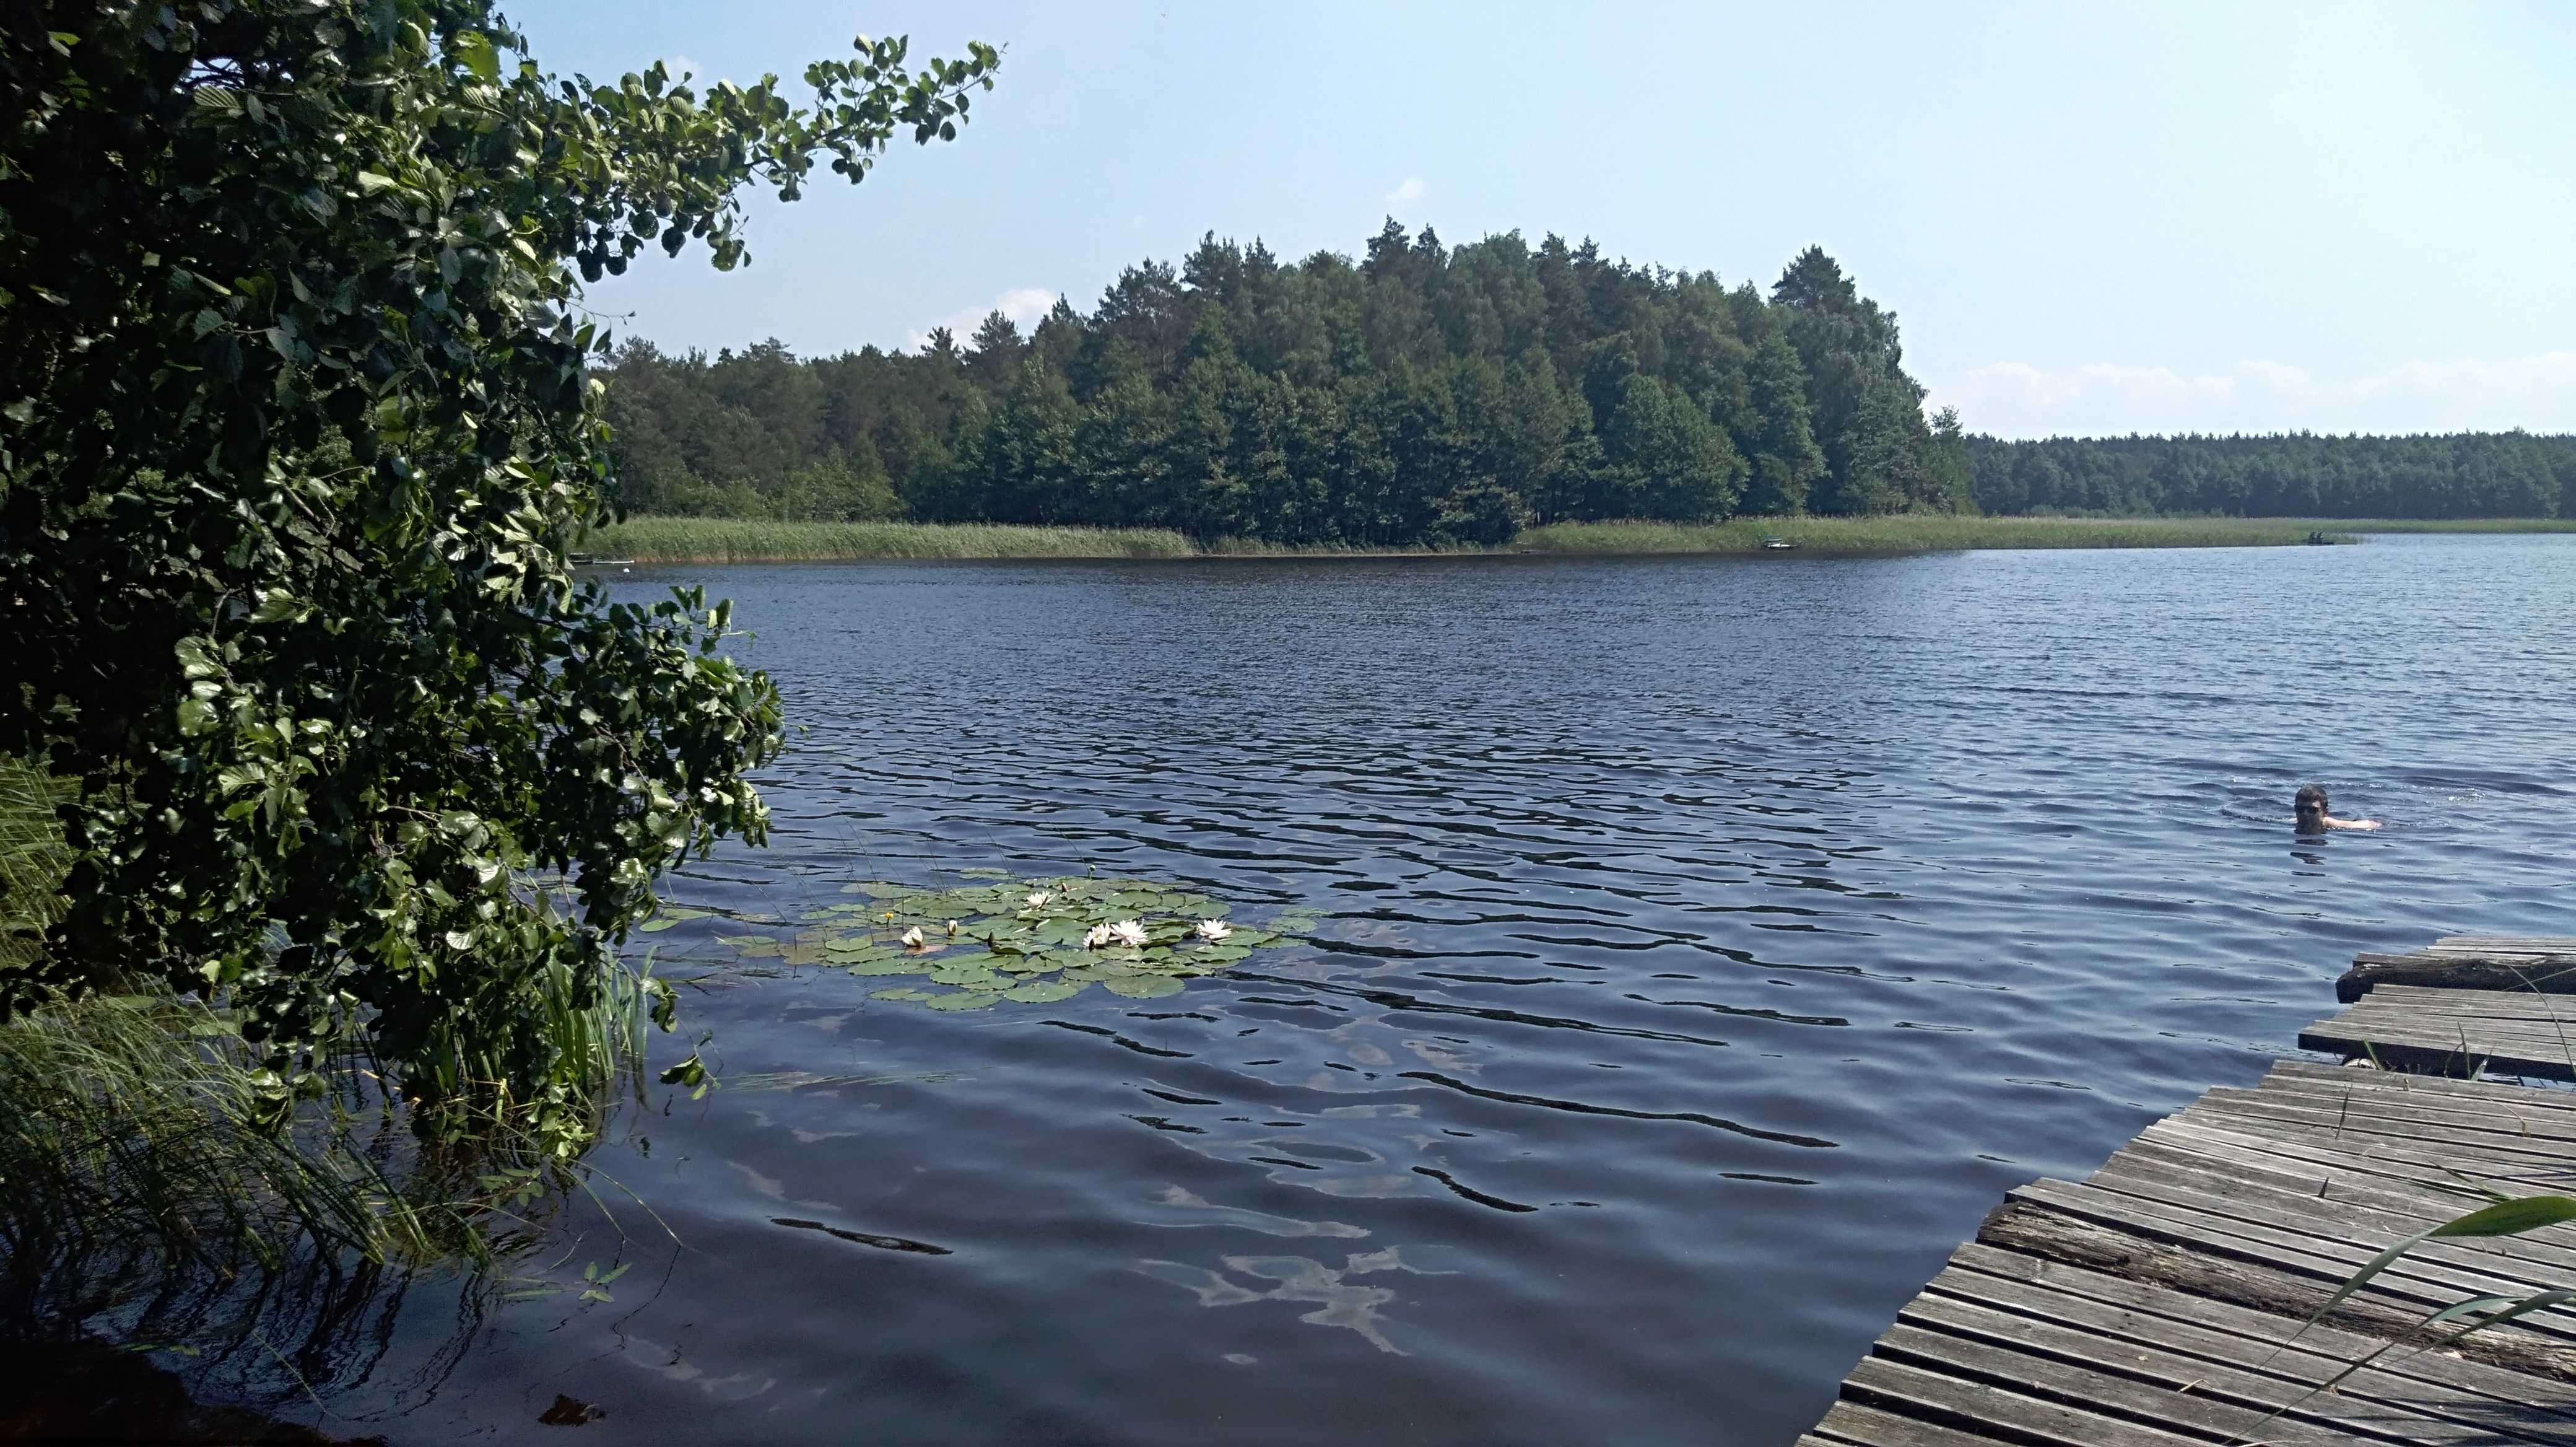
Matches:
[349,535,2574,1445]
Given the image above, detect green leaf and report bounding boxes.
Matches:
[2430,1196,2576,1238]
[456,31,501,84]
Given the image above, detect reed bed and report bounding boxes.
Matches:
[1514,516,2362,553]
[2323,517,2576,533]
[593,517,1198,562]
[588,513,2461,563]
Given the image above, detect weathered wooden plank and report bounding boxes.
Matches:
[1975,1198,2576,1382]
[2251,1067,2576,1129]
[2039,1168,2576,1329]
[2351,986,2576,1023]
[2136,1119,2544,1211]
[2226,1075,2576,1139]
[2165,1108,2576,1191]
[2206,1100,2576,1175]
[2112,1133,2521,1232]
[2092,1143,2576,1284]
[1842,1355,2209,1447]
[2188,1086,2576,1160]
[1810,1400,2009,1446]
[2266,1057,2576,1111]
[1875,1318,2404,1447]
[1934,1249,2576,1435]
[2184,1094,2576,1173]
[1888,1300,2540,1446]
[2008,1177,2576,1351]
[2295,1019,2576,1082]
[2434,937,2576,955]
[2341,952,2576,1002]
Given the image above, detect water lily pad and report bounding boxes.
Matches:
[694,874,1302,1012]
[1004,978,1090,1003]
[921,990,1003,1011]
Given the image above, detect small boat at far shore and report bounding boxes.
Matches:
[1760,536,1797,551]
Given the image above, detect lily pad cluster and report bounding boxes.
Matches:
[670,876,1312,1011]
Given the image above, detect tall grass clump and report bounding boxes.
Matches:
[0,757,651,1371]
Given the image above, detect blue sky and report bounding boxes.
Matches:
[520,1,2574,439]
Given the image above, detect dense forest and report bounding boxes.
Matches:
[601,225,1970,544]
[601,222,2576,538]
[1964,432,2576,518]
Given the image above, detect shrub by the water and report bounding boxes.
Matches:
[0,3,994,1153]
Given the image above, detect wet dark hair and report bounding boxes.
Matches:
[2294,784,2329,820]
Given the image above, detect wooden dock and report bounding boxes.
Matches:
[1803,937,2576,1447]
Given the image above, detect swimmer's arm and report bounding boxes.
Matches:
[2326,816,2382,831]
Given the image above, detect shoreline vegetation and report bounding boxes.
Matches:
[572,514,2576,564]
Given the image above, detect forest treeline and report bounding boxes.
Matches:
[602,221,2576,538]
[601,225,1970,544]
[1965,432,2576,518]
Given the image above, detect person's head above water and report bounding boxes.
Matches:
[2295,784,2330,825]
[2295,784,2380,832]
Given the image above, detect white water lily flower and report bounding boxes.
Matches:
[1024,891,1053,909]
[899,925,926,949]
[1192,919,1232,942]
[1086,919,1149,950]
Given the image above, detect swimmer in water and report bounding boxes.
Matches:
[2295,784,2379,833]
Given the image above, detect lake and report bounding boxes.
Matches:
[324,533,2576,1445]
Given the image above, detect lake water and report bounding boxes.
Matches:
[322,534,2576,1445]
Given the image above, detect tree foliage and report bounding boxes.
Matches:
[0,1,996,1134]
[600,227,1966,543]
[1964,431,2576,518]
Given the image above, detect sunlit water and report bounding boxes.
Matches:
[317,535,2575,1445]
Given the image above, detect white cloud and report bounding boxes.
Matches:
[1930,352,2576,437]
[904,287,1060,351]
[1383,177,1427,211]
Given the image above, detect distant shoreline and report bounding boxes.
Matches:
[586,515,2576,566]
